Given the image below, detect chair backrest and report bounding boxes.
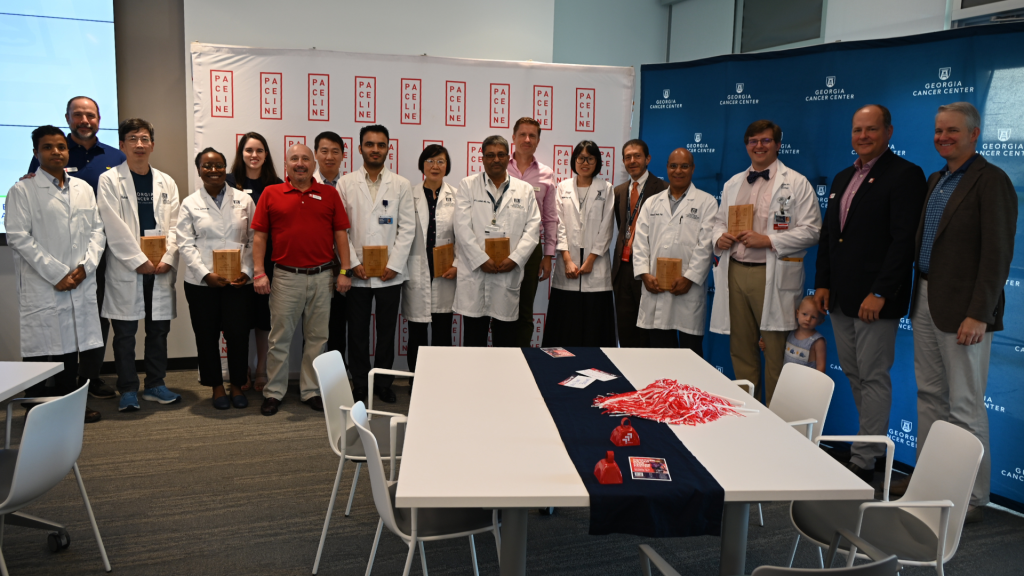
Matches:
[902,420,983,561]
[313,350,356,457]
[0,383,88,512]
[769,364,834,442]
[751,555,898,575]
[350,401,403,537]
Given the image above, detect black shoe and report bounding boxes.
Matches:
[304,396,324,412]
[538,507,556,515]
[260,397,282,416]
[965,504,984,524]
[889,473,912,498]
[352,388,368,405]
[88,379,116,399]
[845,461,874,483]
[374,386,397,404]
[85,408,102,423]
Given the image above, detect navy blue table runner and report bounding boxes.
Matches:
[521,347,724,537]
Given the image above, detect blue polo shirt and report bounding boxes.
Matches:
[27,133,126,192]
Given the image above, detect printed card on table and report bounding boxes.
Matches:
[558,375,596,389]
[542,347,575,358]
[577,368,618,381]
[629,457,672,481]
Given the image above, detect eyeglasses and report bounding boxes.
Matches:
[576,156,596,165]
[424,159,447,166]
[667,163,692,170]
[483,153,509,161]
[201,163,226,170]
[127,135,152,144]
[746,138,775,147]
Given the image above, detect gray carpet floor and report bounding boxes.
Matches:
[1,370,1022,575]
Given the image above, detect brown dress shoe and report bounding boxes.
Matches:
[260,397,282,416]
[303,396,324,412]
[889,473,912,498]
[965,504,984,524]
[85,408,102,424]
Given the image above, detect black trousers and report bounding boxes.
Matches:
[347,285,402,392]
[24,351,85,397]
[184,282,253,388]
[327,291,347,363]
[613,261,649,347]
[110,275,171,394]
[407,313,453,383]
[463,316,518,348]
[649,329,704,357]
[77,252,109,386]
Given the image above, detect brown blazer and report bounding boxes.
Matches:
[912,155,1017,333]
[611,173,668,279]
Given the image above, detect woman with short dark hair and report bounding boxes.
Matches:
[542,140,616,347]
[403,144,458,385]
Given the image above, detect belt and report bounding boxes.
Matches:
[275,261,334,275]
[918,271,928,281]
[730,257,765,267]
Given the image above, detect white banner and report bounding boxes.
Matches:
[191,43,634,369]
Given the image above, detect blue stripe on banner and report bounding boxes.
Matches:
[521,347,724,537]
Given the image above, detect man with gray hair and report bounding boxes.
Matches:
[892,101,1016,523]
[453,134,541,347]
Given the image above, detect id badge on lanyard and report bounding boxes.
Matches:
[773,195,791,231]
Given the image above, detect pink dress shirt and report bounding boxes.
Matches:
[508,156,557,256]
[839,155,880,231]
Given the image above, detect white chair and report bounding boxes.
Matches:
[0,382,110,575]
[351,401,500,576]
[311,351,411,575]
[788,421,982,576]
[741,365,834,531]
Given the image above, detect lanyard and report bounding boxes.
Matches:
[485,178,510,224]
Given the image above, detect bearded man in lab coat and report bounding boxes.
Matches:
[5,126,106,423]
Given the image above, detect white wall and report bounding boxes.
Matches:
[552,0,670,138]
[823,0,946,43]
[669,0,735,63]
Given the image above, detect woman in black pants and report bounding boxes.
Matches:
[176,148,256,409]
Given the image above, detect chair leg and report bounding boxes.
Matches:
[419,540,428,576]
[345,463,362,517]
[0,544,8,576]
[492,509,501,563]
[313,458,345,574]
[73,463,111,572]
[469,534,479,576]
[757,503,764,527]
[401,539,417,576]
[365,518,384,576]
[0,514,5,547]
[817,546,824,569]
[788,534,800,567]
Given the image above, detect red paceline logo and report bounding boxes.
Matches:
[211,70,233,118]
[598,146,616,182]
[553,145,573,184]
[446,81,466,127]
[261,73,282,120]
[490,83,510,129]
[284,135,305,161]
[466,142,483,176]
[355,76,376,123]
[308,74,329,121]
[401,78,422,125]
[533,85,553,129]
[576,88,595,132]
[341,137,353,175]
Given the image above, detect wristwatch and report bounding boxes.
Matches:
[339,268,353,277]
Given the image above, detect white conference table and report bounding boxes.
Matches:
[0,362,63,402]
[396,348,872,576]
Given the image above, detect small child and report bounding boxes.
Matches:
[759,295,827,372]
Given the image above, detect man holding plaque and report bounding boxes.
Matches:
[814,105,926,483]
[632,148,718,355]
[252,144,351,416]
[710,120,821,404]
[453,135,541,347]
[337,125,414,405]
[96,118,182,412]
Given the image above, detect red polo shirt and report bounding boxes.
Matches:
[251,179,350,268]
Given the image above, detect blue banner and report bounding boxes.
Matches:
[639,24,1024,510]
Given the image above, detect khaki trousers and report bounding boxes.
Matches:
[728,262,787,404]
[264,268,333,402]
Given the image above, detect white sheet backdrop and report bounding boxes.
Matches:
[191,43,633,371]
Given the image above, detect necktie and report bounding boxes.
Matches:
[747,169,770,184]
[622,182,641,262]
[629,181,639,213]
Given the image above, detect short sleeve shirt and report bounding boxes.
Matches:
[251,180,350,268]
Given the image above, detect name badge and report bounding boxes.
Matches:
[484,225,505,238]
[533,186,541,192]
[379,216,394,225]
[65,167,78,173]
[773,213,790,230]
[244,189,253,195]
[310,194,322,200]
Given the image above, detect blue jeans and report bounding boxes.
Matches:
[110,274,171,393]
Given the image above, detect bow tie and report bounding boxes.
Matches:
[747,169,770,184]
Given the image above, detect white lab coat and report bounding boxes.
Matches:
[96,163,180,321]
[402,182,459,323]
[709,160,821,334]
[452,173,541,321]
[5,173,106,357]
[338,166,415,289]
[552,177,615,292]
[175,185,256,286]
[632,186,718,335]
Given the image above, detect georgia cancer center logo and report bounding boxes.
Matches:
[650,88,681,110]
[694,132,701,142]
[687,132,715,154]
[816,185,828,209]
[981,127,1024,158]
[806,75,854,102]
[722,82,758,106]
[913,66,975,97]
[889,419,917,448]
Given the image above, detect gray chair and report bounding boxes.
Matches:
[350,401,500,576]
[788,421,983,576]
[639,528,899,575]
